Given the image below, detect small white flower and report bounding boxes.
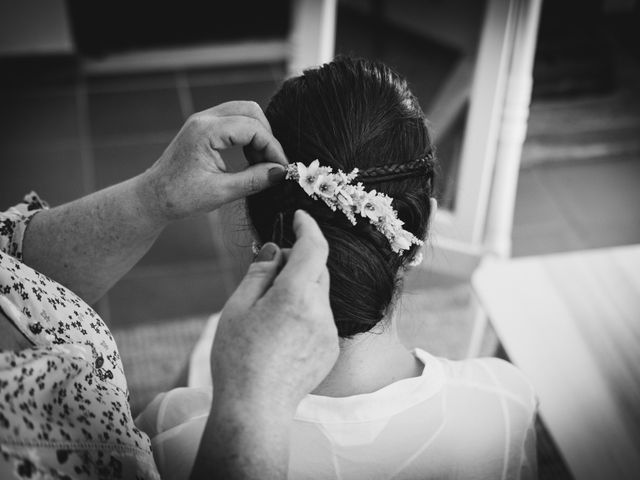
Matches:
[297,160,321,196]
[373,195,395,221]
[360,191,392,222]
[357,190,376,220]
[336,189,353,206]
[313,174,339,198]
[408,251,424,267]
[392,230,414,252]
[350,187,367,210]
[361,202,378,222]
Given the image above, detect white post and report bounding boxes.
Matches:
[466,0,543,358]
[288,0,337,77]
[484,0,543,259]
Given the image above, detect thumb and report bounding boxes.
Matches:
[218,163,287,201]
[226,243,282,310]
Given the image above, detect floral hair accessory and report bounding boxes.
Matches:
[285,160,424,255]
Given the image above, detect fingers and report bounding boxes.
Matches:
[317,267,330,293]
[217,162,286,200]
[280,248,292,264]
[225,243,282,310]
[202,101,272,133]
[209,115,287,167]
[277,210,329,286]
[243,144,273,167]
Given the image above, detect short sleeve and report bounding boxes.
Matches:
[0,192,49,261]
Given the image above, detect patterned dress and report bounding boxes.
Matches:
[0,194,160,480]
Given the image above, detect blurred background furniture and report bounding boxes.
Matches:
[473,245,640,479]
[413,0,544,359]
[424,0,543,276]
[0,0,336,75]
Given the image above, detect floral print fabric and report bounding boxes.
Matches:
[0,192,46,261]
[0,194,160,479]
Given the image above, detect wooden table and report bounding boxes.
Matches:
[472,245,640,480]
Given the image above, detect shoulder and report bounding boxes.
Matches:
[436,355,538,414]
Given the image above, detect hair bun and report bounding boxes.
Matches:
[247,56,436,338]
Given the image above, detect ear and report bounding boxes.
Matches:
[428,197,438,226]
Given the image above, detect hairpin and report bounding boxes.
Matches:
[285,160,423,255]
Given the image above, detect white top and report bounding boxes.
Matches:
[136,348,538,480]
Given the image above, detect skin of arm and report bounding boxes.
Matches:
[195,394,295,480]
[23,176,167,305]
[190,211,338,480]
[22,101,287,304]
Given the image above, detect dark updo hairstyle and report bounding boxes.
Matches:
[247,56,437,338]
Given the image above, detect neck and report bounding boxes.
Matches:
[311,317,423,397]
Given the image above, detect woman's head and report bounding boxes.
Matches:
[247,56,437,338]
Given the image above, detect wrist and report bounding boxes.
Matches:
[132,170,176,227]
[211,383,299,425]
[191,394,293,480]
[212,364,304,419]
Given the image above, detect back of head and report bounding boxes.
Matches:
[247,56,437,338]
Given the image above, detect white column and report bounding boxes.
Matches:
[466,0,544,358]
[288,0,337,77]
[484,0,544,259]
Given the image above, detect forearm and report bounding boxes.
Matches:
[190,396,293,480]
[22,174,168,304]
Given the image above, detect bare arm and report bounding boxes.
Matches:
[21,102,287,304]
[23,176,166,304]
[194,396,294,480]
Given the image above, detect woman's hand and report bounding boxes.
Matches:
[137,101,288,222]
[212,210,337,411]
[190,210,338,480]
[22,101,287,304]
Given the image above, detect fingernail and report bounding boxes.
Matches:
[268,166,286,184]
[254,242,278,262]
